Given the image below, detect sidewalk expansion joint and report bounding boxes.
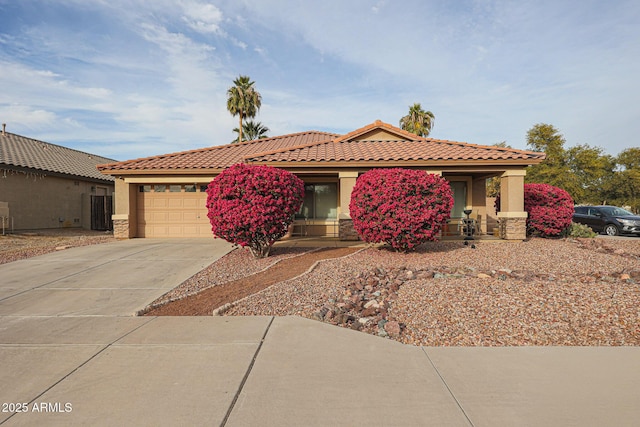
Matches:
[421,347,475,427]
[220,316,274,427]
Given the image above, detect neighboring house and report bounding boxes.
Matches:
[97,120,545,240]
[0,124,116,231]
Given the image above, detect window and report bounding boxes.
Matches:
[169,185,181,192]
[200,185,209,193]
[185,185,196,193]
[154,184,167,193]
[296,183,338,220]
[139,185,151,193]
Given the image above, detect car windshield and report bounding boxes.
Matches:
[599,206,634,216]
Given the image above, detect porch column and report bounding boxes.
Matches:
[112,178,136,239]
[497,170,528,240]
[338,172,359,240]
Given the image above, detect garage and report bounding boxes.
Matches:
[136,184,211,237]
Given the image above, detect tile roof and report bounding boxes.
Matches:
[1,132,116,182]
[98,131,338,172]
[244,138,546,163]
[98,121,545,174]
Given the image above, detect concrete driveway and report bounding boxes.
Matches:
[0,238,234,316]
[1,238,639,426]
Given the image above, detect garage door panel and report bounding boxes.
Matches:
[183,212,196,221]
[183,198,202,208]
[168,199,184,208]
[152,198,169,208]
[150,212,169,221]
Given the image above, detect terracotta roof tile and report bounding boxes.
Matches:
[245,138,545,163]
[98,131,338,172]
[1,132,116,181]
[98,121,545,173]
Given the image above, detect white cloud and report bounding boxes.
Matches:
[180,0,224,34]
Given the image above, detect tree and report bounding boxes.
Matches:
[609,148,640,212]
[399,103,435,137]
[349,168,453,251]
[227,75,262,144]
[206,164,304,258]
[565,144,615,204]
[232,120,269,143]
[524,124,574,192]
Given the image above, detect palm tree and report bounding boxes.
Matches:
[232,120,270,143]
[399,103,435,137]
[227,75,262,143]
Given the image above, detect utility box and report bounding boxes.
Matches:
[0,201,9,234]
[0,201,8,218]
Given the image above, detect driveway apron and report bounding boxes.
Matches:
[0,238,233,316]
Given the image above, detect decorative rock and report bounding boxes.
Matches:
[620,273,631,281]
[384,321,402,338]
[364,300,379,309]
[477,273,491,279]
[361,306,377,317]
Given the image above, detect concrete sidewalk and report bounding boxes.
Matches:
[1,239,639,426]
[1,316,638,426]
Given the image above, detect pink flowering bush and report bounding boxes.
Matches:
[206,164,304,258]
[349,168,454,251]
[495,183,574,237]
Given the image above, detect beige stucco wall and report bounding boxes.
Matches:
[108,166,530,241]
[0,172,113,230]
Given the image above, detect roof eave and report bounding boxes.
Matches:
[244,158,546,168]
[98,168,227,177]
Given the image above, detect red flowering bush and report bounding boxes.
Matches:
[206,164,304,258]
[349,168,454,251]
[495,183,574,237]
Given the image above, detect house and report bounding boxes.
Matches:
[0,124,116,231]
[97,120,545,240]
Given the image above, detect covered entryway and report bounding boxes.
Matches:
[136,184,210,237]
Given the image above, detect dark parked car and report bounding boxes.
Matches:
[573,206,640,236]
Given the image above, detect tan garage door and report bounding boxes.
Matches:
[137,184,211,237]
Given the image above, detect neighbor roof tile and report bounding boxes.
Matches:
[1,132,116,181]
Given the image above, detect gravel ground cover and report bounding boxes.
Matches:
[146,246,315,308]
[3,230,638,346]
[0,229,114,265]
[223,238,640,346]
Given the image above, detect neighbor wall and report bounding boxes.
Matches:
[0,172,113,230]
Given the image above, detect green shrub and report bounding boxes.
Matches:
[568,222,597,238]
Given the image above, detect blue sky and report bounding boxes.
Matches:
[1,0,638,161]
